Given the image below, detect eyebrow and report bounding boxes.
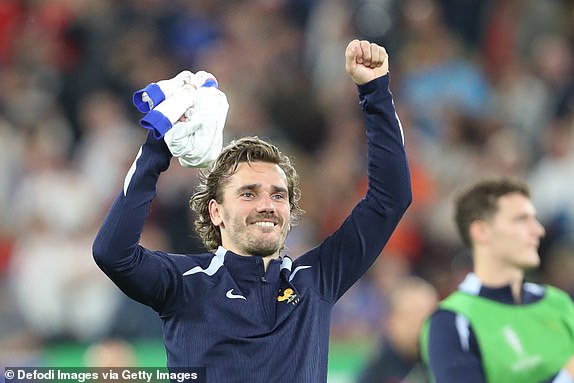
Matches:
[514,211,536,219]
[236,184,288,195]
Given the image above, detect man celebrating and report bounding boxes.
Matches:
[93,39,411,382]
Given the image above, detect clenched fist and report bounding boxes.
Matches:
[345,40,389,85]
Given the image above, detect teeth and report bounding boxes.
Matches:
[254,222,274,227]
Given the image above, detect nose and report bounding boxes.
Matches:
[534,219,545,238]
[256,194,276,213]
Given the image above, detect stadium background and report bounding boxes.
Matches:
[0,0,573,381]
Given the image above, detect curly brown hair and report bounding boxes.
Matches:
[189,136,304,252]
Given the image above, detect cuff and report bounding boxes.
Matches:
[358,73,390,97]
[140,110,173,139]
[133,83,165,112]
[554,370,574,383]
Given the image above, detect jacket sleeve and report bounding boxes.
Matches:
[299,74,412,303]
[92,132,184,313]
[425,309,486,383]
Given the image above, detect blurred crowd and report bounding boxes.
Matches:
[0,0,573,376]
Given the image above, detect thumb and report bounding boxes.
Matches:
[345,39,361,76]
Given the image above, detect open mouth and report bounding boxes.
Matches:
[253,221,276,228]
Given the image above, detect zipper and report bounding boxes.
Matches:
[258,259,271,323]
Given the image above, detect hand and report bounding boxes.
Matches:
[164,86,229,168]
[345,39,389,85]
[564,355,574,378]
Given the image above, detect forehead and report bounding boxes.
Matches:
[225,161,288,188]
[495,192,535,216]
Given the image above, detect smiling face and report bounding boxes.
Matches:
[208,161,291,259]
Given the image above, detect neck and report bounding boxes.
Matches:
[221,244,279,271]
[474,258,524,303]
[261,254,279,271]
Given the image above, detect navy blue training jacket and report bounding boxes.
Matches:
[92,74,411,382]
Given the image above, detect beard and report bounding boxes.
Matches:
[244,236,282,257]
[224,212,288,257]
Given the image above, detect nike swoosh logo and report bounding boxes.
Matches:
[226,289,246,300]
[288,265,311,282]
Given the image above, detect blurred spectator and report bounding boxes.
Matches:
[357,276,438,383]
[542,245,574,298]
[8,115,120,341]
[397,0,493,147]
[74,89,144,205]
[84,338,137,367]
[529,117,574,246]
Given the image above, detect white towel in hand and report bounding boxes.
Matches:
[139,85,197,139]
[133,70,193,112]
[133,70,218,113]
[164,86,229,168]
[136,71,219,138]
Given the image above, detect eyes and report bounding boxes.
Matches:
[239,191,287,201]
[512,213,539,224]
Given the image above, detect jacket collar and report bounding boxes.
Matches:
[458,273,545,304]
[217,246,292,283]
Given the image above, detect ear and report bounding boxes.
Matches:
[208,199,223,226]
[469,220,490,245]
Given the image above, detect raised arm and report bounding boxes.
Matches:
[300,40,412,302]
[93,72,228,312]
[92,133,184,312]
